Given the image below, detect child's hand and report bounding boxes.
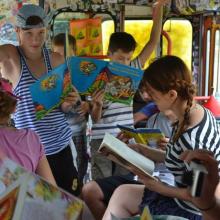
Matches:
[116,132,130,144]
[77,101,90,116]
[157,137,169,151]
[91,89,105,106]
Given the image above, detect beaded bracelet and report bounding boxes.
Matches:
[197,200,216,212]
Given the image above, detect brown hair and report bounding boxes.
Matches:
[142,55,196,141]
[0,91,17,119]
[52,33,76,52]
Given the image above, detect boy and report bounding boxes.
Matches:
[0,4,80,196]
[83,0,169,219]
[52,33,89,189]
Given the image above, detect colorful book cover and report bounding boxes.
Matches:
[29,63,72,120]
[117,124,164,145]
[69,56,143,105]
[0,157,84,220]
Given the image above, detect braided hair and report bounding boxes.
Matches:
[142,55,196,142]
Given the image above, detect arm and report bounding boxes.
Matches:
[90,89,105,123]
[138,0,168,68]
[36,155,57,187]
[129,143,165,163]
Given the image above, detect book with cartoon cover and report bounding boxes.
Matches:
[69,56,143,105]
[29,63,72,120]
[117,124,164,146]
[0,157,84,220]
[99,133,156,180]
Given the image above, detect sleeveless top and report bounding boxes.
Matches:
[13,47,72,155]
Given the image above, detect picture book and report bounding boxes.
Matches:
[69,56,143,105]
[69,17,103,56]
[0,157,84,220]
[117,124,164,146]
[98,133,156,180]
[29,63,72,120]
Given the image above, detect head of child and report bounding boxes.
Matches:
[108,32,136,66]
[52,33,76,57]
[15,4,48,52]
[142,55,196,140]
[0,78,18,123]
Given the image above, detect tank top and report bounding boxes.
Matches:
[13,46,72,155]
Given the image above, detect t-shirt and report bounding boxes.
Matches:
[139,102,158,118]
[0,128,44,172]
[165,107,220,215]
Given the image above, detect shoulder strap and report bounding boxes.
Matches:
[43,47,53,72]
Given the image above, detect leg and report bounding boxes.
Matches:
[90,139,112,179]
[82,174,140,220]
[72,134,88,187]
[47,145,80,196]
[102,184,145,220]
[81,181,106,220]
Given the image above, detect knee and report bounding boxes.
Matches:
[82,181,103,202]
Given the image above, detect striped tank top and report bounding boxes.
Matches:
[13,47,72,155]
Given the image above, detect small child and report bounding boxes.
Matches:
[52,33,89,188]
[0,78,56,186]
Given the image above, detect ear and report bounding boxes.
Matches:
[167,89,177,101]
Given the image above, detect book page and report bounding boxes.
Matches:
[99,133,155,179]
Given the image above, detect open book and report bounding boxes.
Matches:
[99,133,156,180]
[0,157,84,220]
[68,56,143,105]
[117,124,164,146]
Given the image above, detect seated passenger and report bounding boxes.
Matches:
[102,55,220,220]
[82,109,176,220]
[0,78,56,186]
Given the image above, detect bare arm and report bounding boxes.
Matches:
[36,156,57,186]
[138,0,168,68]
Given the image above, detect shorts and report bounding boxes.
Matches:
[96,173,141,206]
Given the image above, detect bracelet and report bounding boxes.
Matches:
[197,200,216,212]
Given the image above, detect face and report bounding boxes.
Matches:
[16,27,47,53]
[145,83,176,112]
[108,49,133,66]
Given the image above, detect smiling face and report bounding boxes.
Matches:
[16,27,47,53]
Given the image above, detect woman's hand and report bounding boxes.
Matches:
[157,137,169,151]
[77,101,90,116]
[91,89,105,107]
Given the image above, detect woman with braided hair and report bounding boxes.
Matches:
[102,55,220,220]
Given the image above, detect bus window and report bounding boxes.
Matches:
[163,19,192,70]
[205,30,211,95]
[213,29,220,96]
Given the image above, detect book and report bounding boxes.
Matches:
[98,133,156,180]
[29,63,72,120]
[117,124,164,146]
[0,157,84,220]
[69,56,143,105]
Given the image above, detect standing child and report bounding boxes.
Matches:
[52,33,89,189]
[0,4,80,196]
[90,0,168,180]
[102,55,220,220]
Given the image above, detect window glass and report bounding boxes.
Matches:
[205,30,211,96]
[163,19,192,70]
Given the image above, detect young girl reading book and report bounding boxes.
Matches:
[102,55,220,220]
[0,78,56,186]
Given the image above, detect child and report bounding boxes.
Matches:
[52,33,89,189]
[102,55,220,220]
[0,4,80,196]
[0,78,56,186]
[90,0,168,180]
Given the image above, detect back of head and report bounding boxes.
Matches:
[16,4,48,29]
[52,33,76,52]
[108,32,136,53]
[143,55,195,101]
[0,79,17,119]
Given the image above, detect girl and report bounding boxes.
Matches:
[102,55,220,220]
[0,77,56,186]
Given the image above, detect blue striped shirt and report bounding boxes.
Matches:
[13,47,72,155]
